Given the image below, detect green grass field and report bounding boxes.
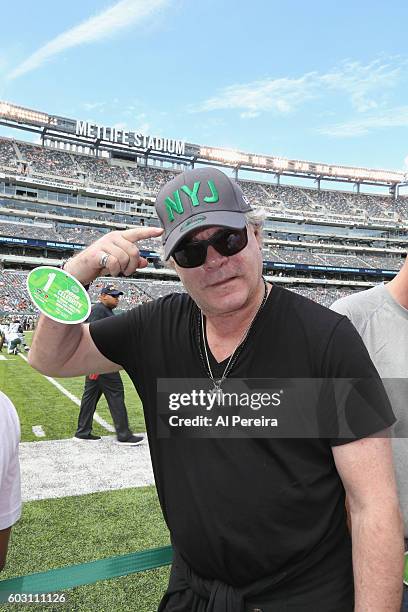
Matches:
[0,488,170,612]
[0,332,145,441]
[0,332,171,611]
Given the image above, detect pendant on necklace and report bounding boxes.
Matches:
[209,381,223,403]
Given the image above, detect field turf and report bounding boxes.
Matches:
[0,332,171,611]
[0,487,170,612]
[0,332,145,441]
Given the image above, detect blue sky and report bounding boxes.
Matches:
[1,0,408,173]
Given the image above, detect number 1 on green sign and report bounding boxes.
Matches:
[43,272,56,292]
[27,266,91,324]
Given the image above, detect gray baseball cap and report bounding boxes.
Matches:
[155,167,252,260]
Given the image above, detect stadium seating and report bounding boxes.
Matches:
[0,139,18,168]
[0,137,406,318]
[262,246,403,270]
[127,165,176,193]
[0,269,359,315]
[0,212,165,252]
[292,286,354,308]
[1,138,407,222]
[0,216,106,244]
[0,209,402,271]
[17,143,77,178]
[0,270,34,314]
[75,156,131,187]
[239,179,402,220]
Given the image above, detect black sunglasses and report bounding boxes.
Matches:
[172,227,248,268]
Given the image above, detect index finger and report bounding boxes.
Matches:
[120,226,164,243]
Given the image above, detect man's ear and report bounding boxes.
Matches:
[167,257,176,270]
[252,225,263,249]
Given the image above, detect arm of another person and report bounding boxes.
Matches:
[0,527,11,572]
[333,434,404,612]
[28,226,163,378]
[323,316,404,611]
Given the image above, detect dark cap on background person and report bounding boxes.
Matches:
[100,286,123,297]
[155,167,252,260]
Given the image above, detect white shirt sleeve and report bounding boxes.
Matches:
[0,391,22,530]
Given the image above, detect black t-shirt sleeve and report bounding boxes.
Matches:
[89,293,190,376]
[89,301,154,370]
[321,317,396,446]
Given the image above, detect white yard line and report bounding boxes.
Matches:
[32,425,45,437]
[13,353,153,502]
[18,353,115,433]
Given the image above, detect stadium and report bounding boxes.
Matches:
[0,99,407,610]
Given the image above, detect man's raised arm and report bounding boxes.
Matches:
[28,226,163,378]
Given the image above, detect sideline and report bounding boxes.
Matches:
[19,434,153,501]
[18,353,114,432]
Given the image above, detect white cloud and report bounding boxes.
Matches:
[83,101,106,111]
[192,57,406,120]
[240,111,260,119]
[194,72,318,115]
[8,0,169,80]
[320,58,404,112]
[319,106,408,137]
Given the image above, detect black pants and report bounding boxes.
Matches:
[76,372,132,441]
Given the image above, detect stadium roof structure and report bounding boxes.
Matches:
[0,100,406,188]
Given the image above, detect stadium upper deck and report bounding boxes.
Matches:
[0,100,405,187]
[0,101,407,316]
[1,137,407,225]
[0,135,406,279]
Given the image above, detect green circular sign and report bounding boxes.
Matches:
[27,266,91,324]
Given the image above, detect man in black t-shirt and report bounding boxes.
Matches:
[74,285,143,446]
[28,168,404,611]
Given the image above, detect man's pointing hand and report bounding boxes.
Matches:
[64,226,164,285]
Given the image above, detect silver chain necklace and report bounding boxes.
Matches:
[200,280,268,400]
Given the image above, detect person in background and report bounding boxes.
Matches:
[0,391,22,571]
[331,255,408,611]
[74,285,143,446]
[6,321,22,356]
